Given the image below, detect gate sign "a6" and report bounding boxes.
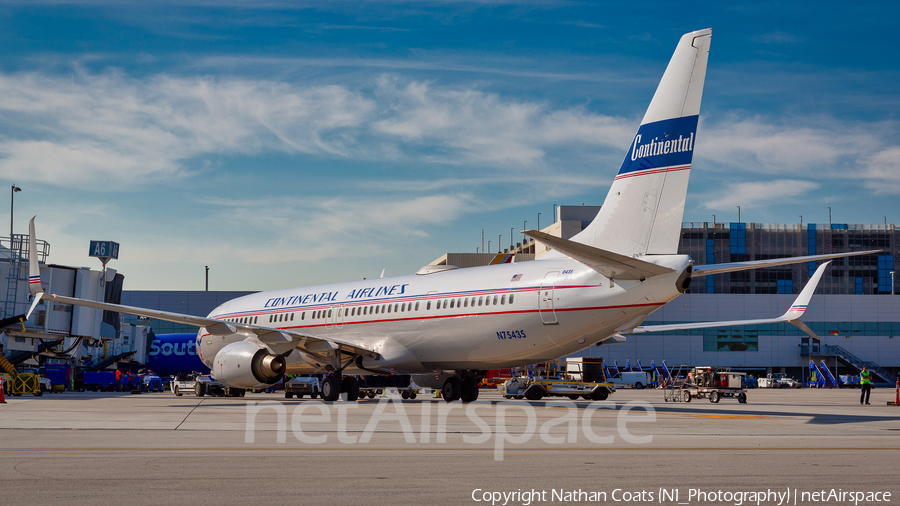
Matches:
[89,241,119,260]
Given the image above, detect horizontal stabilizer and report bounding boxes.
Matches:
[692,250,880,277]
[630,261,831,340]
[523,230,674,280]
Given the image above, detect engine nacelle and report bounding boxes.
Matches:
[213,341,286,389]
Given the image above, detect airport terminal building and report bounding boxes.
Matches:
[4,208,899,384]
[434,208,900,383]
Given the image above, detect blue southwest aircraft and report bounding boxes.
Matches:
[146,333,210,377]
[25,29,877,402]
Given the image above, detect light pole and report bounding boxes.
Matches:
[828,207,831,224]
[523,221,527,248]
[553,204,557,224]
[737,205,740,223]
[712,214,715,226]
[537,212,541,231]
[488,241,491,255]
[499,234,502,253]
[510,227,514,251]
[799,215,803,228]
[10,184,21,239]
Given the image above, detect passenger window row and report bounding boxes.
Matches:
[426,293,514,310]
[231,294,515,326]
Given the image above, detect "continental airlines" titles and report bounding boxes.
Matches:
[630,132,694,161]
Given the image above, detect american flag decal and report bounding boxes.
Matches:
[510,274,523,282]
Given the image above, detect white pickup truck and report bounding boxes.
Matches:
[757,373,801,388]
[171,374,244,397]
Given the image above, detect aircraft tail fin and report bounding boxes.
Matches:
[572,28,711,256]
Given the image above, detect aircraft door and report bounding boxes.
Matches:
[539,271,559,325]
[325,305,344,329]
[334,305,344,328]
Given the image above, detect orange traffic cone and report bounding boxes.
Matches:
[890,377,899,406]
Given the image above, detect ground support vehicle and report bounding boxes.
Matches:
[171,374,243,397]
[500,360,614,401]
[194,375,243,397]
[141,374,165,392]
[501,377,614,401]
[665,367,747,404]
[607,371,653,389]
[358,375,417,399]
[284,376,321,399]
[757,373,801,388]
[170,374,195,396]
[83,371,117,391]
[0,372,42,396]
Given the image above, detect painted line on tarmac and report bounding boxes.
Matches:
[2,447,899,452]
[660,412,782,419]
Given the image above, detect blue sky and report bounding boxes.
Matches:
[2,1,898,291]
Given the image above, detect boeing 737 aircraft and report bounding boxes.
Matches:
[25,29,877,402]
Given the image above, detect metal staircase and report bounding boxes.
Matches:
[1,233,50,321]
[2,235,24,321]
[814,344,894,383]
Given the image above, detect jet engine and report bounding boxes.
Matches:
[213,341,286,389]
[676,264,692,293]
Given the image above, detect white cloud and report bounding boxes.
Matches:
[0,71,376,187]
[0,69,636,189]
[702,179,821,211]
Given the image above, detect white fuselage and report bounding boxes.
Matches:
[196,254,691,376]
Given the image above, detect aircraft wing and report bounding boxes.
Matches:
[522,229,674,280]
[25,218,378,360]
[28,291,379,359]
[691,250,880,277]
[627,261,831,340]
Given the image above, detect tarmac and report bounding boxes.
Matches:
[1,387,898,506]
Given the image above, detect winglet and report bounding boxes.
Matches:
[629,261,831,339]
[780,261,830,340]
[25,217,44,321]
[28,217,42,296]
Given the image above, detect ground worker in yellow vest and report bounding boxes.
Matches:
[860,366,872,405]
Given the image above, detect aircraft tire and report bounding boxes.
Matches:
[342,376,360,401]
[525,387,543,401]
[441,376,461,402]
[321,376,341,402]
[589,388,608,401]
[460,377,479,403]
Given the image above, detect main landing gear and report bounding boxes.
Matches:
[441,372,482,403]
[320,373,360,402]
